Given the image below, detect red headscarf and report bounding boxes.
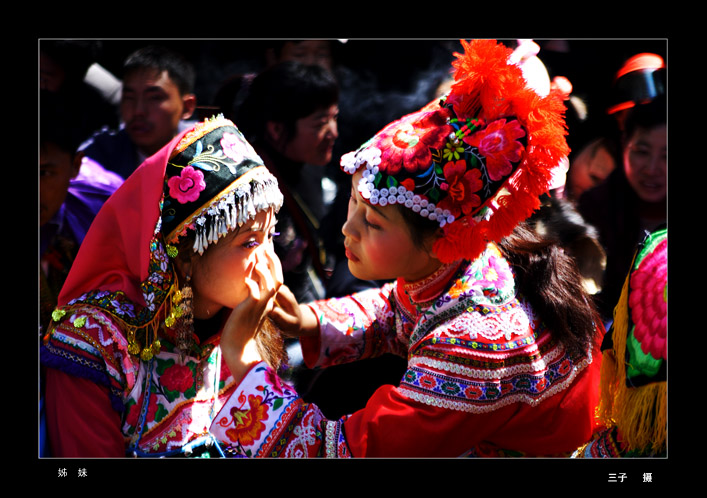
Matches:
[58,131,185,308]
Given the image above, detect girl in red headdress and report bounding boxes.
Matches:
[214,40,605,458]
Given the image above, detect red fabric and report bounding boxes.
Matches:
[342,347,602,458]
[57,131,187,307]
[343,385,515,457]
[45,369,125,457]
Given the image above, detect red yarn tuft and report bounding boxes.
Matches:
[432,39,570,263]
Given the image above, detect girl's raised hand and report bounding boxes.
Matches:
[220,247,283,383]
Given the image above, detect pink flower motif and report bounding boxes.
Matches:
[264,367,287,396]
[478,255,510,290]
[464,118,526,181]
[372,110,453,176]
[629,238,667,360]
[220,132,254,163]
[167,166,205,204]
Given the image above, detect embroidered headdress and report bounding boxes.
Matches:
[161,115,283,254]
[47,116,283,360]
[597,227,667,455]
[341,39,570,263]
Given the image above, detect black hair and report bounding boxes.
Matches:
[497,222,601,359]
[622,94,667,143]
[237,61,339,148]
[398,204,600,359]
[123,45,195,96]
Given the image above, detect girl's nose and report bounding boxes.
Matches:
[342,213,359,241]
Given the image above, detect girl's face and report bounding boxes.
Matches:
[623,124,667,203]
[342,170,441,283]
[188,209,279,319]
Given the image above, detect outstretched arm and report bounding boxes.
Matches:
[268,284,319,339]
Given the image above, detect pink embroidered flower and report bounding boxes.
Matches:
[161,363,194,393]
[220,132,255,163]
[225,395,269,445]
[478,255,510,291]
[464,119,526,181]
[629,238,667,360]
[373,111,452,175]
[264,367,287,397]
[437,160,483,217]
[167,166,205,204]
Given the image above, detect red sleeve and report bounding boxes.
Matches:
[45,368,125,457]
[342,385,518,457]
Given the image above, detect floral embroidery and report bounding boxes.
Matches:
[160,362,195,393]
[225,394,269,446]
[437,160,483,217]
[477,255,510,294]
[167,165,206,204]
[345,113,527,232]
[374,111,453,175]
[124,393,163,430]
[629,238,667,360]
[264,368,288,397]
[448,277,474,299]
[464,119,526,182]
[221,131,258,164]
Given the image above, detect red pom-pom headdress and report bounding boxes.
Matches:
[340,39,570,263]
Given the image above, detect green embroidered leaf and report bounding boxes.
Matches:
[273,397,283,410]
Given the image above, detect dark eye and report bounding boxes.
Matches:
[364,218,381,230]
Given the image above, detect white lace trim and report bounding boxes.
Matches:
[400,349,593,414]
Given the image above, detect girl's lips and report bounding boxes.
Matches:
[345,247,359,263]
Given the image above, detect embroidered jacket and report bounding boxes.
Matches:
[42,306,248,456]
[213,243,602,457]
[42,243,601,457]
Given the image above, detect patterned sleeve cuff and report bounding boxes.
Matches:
[210,361,353,457]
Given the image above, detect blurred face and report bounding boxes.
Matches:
[282,104,339,166]
[278,40,333,71]
[40,143,80,226]
[623,124,667,203]
[188,209,279,319]
[342,170,441,282]
[120,68,194,157]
